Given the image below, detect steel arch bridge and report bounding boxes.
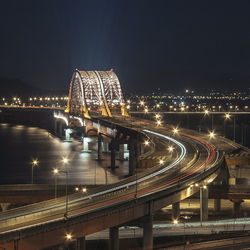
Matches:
[65,69,128,118]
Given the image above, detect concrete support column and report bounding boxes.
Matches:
[214,199,221,212]
[82,136,89,151]
[111,139,116,171]
[109,226,119,250]
[143,215,153,250]
[232,200,243,217]
[98,134,103,160]
[129,139,140,176]
[103,141,109,153]
[1,203,10,212]
[75,237,86,250]
[119,144,124,160]
[172,202,180,221]
[200,187,208,222]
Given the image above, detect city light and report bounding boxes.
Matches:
[204,110,209,115]
[159,159,164,165]
[75,187,79,191]
[144,140,150,146]
[209,131,215,138]
[62,157,69,164]
[168,146,174,152]
[155,113,160,119]
[173,219,178,224]
[82,187,87,192]
[156,120,162,126]
[173,128,179,134]
[32,159,39,166]
[144,108,148,113]
[203,185,207,189]
[140,100,145,106]
[65,233,72,240]
[53,168,59,174]
[225,113,231,119]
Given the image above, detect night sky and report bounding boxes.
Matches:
[0,0,250,94]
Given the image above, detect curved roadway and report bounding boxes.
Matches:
[0,118,228,247]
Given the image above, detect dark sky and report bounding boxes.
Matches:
[0,0,250,94]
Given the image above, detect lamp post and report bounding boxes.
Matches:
[31,159,39,184]
[53,168,68,218]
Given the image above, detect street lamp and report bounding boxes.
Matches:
[62,157,69,165]
[168,146,174,152]
[53,169,68,218]
[65,233,72,240]
[156,120,162,126]
[173,127,179,134]
[144,140,150,146]
[208,131,215,139]
[31,159,39,184]
[53,168,59,198]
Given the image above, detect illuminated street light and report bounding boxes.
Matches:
[65,233,72,240]
[140,101,145,106]
[159,159,164,165]
[31,159,39,184]
[156,104,160,108]
[156,120,162,126]
[173,219,178,224]
[62,157,69,165]
[144,108,148,113]
[225,113,231,119]
[204,110,209,115]
[168,146,174,152]
[155,114,160,119]
[208,131,215,139]
[203,185,207,189]
[144,140,150,146]
[173,128,179,134]
[82,187,87,193]
[75,187,79,192]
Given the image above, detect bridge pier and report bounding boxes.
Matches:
[214,199,221,212]
[0,203,10,212]
[172,202,180,221]
[75,237,86,250]
[109,226,119,250]
[119,144,124,160]
[111,139,116,171]
[103,141,109,153]
[142,215,153,250]
[82,136,90,152]
[200,187,208,222]
[129,139,140,176]
[98,134,103,160]
[232,200,243,217]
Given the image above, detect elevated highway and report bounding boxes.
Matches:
[0,116,242,250]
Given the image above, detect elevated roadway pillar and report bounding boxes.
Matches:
[109,226,119,250]
[232,200,243,217]
[129,139,140,176]
[142,215,153,250]
[110,139,116,171]
[119,144,124,160]
[214,199,221,212]
[98,134,103,160]
[200,187,208,222]
[75,237,86,250]
[172,202,180,221]
[103,141,109,153]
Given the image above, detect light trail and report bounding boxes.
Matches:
[0,129,187,223]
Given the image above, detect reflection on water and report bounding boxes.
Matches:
[0,124,128,185]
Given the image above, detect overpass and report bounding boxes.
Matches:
[0,69,248,250]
